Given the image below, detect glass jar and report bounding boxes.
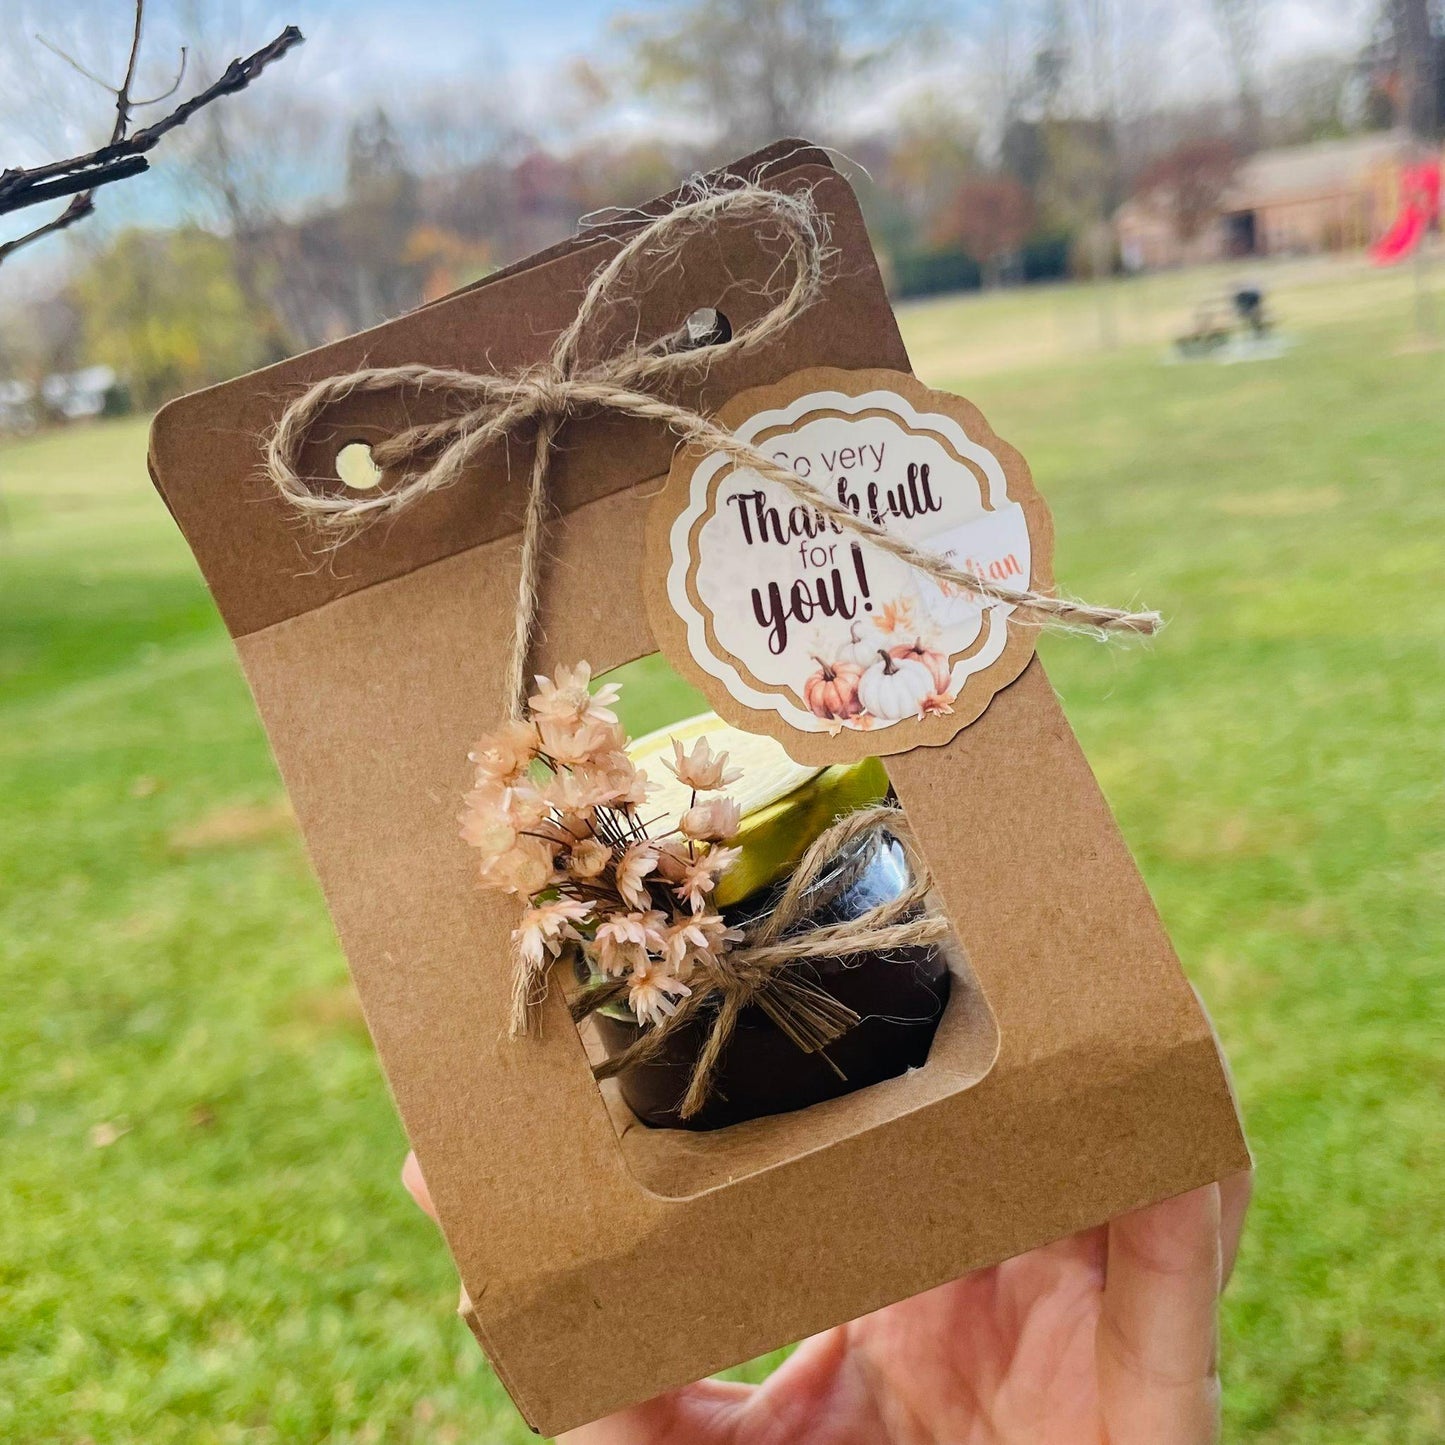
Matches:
[585,825,950,1131]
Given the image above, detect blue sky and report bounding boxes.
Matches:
[2,0,1372,155]
[295,0,613,109]
[0,0,618,162]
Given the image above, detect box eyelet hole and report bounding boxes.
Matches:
[335,441,382,491]
[683,307,731,349]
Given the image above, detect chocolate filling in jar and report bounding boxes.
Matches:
[585,819,951,1131]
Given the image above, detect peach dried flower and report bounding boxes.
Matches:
[537,714,626,767]
[545,766,613,815]
[592,910,667,976]
[614,841,659,910]
[528,662,621,726]
[468,719,538,787]
[478,835,558,895]
[595,753,653,810]
[664,735,742,792]
[661,915,713,973]
[653,839,692,884]
[566,837,611,879]
[513,897,592,967]
[458,789,516,857]
[502,778,550,830]
[679,795,742,843]
[674,844,741,912]
[554,753,650,812]
[693,911,745,955]
[460,778,549,857]
[663,910,744,975]
[627,956,692,1026]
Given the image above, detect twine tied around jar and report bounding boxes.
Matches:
[264,177,1159,1114]
[577,802,949,1117]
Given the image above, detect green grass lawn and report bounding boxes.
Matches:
[3,255,1443,1442]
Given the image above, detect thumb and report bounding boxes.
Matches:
[1097,1182,1223,1445]
[557,1381,751,1445]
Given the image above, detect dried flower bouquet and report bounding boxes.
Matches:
[460,662,750,1030]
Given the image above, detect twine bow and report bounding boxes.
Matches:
[266,178,1159,722]
[265,177,1159,1117]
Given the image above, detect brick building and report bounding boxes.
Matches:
[1117,133,1410,268]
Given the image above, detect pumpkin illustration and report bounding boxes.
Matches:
[889,636,952,694]
[857,649,936,722]
[803,658,863,720]
[837,619,879,670]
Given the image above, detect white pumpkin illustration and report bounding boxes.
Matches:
[857,649,937,722]
[836,619,879,670]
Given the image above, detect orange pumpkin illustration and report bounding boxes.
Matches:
[803,657,863,720]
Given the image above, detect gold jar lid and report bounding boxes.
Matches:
[628,712,889,907]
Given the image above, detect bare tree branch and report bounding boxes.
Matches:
[33,0,148,142]
[0,195,95,265]
[35,35,117,92]
[4,155,149,209]
[0,16,303,265]
[133,49,189,108]
[110,0,149,145]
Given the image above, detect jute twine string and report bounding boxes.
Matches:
[264,178,1153,1115]
[574,805,948,1118]
[266,178,1160,723]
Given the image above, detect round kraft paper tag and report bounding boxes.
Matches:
[644,367,1055,765]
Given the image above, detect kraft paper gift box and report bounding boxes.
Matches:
[148,140,1248,1436]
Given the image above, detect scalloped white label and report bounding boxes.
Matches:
[659,382,1042,751]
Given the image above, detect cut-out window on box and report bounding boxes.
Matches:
[573,652,999,1201]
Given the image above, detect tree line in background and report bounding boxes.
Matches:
[2,0,1442,422]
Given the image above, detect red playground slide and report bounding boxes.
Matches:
[1372,160,1442,265]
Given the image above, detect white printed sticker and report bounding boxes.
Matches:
[646,367,1054,763]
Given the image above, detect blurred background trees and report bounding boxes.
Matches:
[3,0,1443,421]
[618,0,898,150]
[78,226,264,409]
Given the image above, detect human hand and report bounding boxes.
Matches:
[403,1152,1249,1445]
